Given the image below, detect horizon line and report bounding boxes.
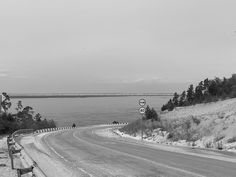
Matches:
[8,92,173,99]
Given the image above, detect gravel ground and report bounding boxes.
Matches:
[0,137,17,177]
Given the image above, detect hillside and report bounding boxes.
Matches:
[161,98,236,120]
[161,74,236,111]
[120,98,236,151]
[162,98,236,147]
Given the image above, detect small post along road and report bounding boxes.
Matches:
[139,98,146,140]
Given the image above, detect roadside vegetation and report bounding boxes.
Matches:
[120,74,236,151]
[161,74,236,111]
[0,92,56,135]
[120,106,163,135]
[120,106,202,142]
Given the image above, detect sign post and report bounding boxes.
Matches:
[139,99,146,140]
[0,94,2,113]
[9,148,14,169]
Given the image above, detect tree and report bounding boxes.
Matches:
[0,95,57,134]
[186,84,194,104]
[161,73,236,112]
[0,113,18,134]
[34,113,42,122]
[203,78,210,91]
[161,104,167,111]
[195,81,204,103]
[208,80,218,96]
[221,77,228,97]
[179,91,186,106]
[145,105,151,120]
[166,99,175,111]
[231,85,236,97]
[18,106,34,119]
[145,106,160,122]
[16,100,23,113]
[150,108,160,122]
[1,92,11,112]
[172,92,179,106]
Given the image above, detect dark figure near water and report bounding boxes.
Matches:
[72,123,76,128]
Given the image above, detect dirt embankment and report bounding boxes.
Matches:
[120,98,236,152]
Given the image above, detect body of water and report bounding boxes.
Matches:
[10,96,171,127]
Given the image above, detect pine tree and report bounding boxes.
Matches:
[208,80,218,96]
[34,113,42,122]
[179,91,186,106]
[172,92,179,106]
[161,104,167,111]
[145,106,160,121]
[203,78,210,96]
[161,74,236,112]
[145,105,151,120]
[151,108,160,122]
[195,81,204,103]
[186,84,194,104]
[167,99,175,111]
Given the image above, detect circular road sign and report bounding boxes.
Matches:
[139,99,146,106]
[139,107,146,114]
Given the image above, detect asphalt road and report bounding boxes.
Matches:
[24,126,236,177]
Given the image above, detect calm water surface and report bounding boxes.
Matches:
[11,96,170,126]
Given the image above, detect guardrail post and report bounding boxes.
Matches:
[9,148,14,169]
[8,142,15,146]
[11,148,21,155]
[7,136,13,149]
[17,166,34,177]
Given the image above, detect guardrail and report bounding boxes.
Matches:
[8,126,77,177]
[33,126,75,134]
[106,122,129,125]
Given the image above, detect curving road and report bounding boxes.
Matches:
[22,126,236,177]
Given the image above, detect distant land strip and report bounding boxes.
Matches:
[9,93,173,99]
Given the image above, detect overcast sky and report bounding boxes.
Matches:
[1,0,236,93]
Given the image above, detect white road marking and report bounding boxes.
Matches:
[73,129,206,177]
[43,133,94,177]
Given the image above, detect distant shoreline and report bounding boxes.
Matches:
[10,93,173,99]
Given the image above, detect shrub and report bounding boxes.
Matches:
[205,141,213,148]
[0,94,57,135]
[163,117,201,141]
[119,119,162,135]
[192,117,201,125]
[227,136,236,143]
[215,141,223,150]
[145,106,160,122]
[214,134,225,142]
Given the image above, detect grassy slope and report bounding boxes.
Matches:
[120,98,236,149]
[161,98,236,140]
